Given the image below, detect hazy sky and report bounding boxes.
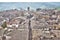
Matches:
[0,2,60,11]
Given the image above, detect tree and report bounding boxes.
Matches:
[1,21,7,29]
[1,21,7,40]
[36,8,41,11]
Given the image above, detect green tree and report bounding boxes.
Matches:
[1,21,7,40]
[36,8,41,11]
[1,21,7,29]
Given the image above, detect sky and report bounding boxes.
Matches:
[0,2,60,11]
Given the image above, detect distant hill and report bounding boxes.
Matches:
[0,2,60,11]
